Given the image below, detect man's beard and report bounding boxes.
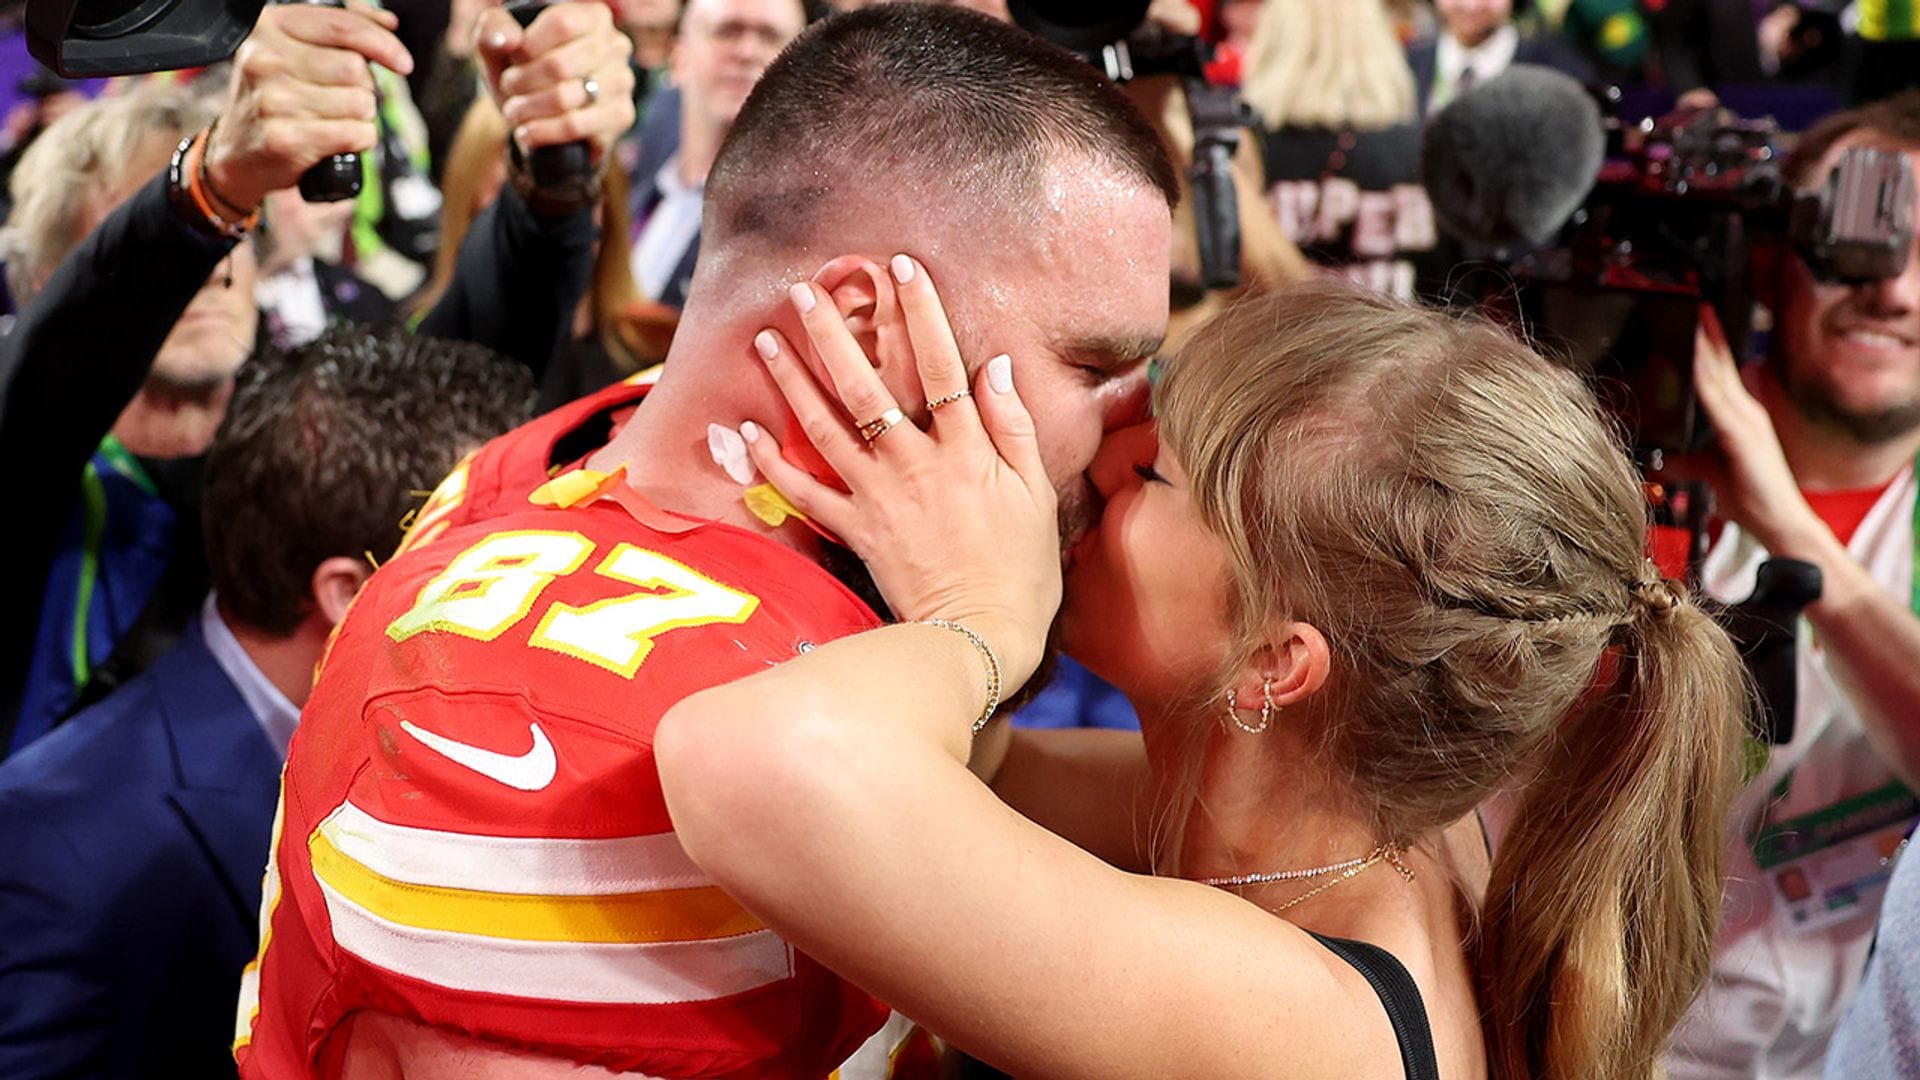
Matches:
[816,479,1100,715]
[1774,351,1920,445]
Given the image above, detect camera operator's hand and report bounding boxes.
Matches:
[1146,0,1202,37]
[1668,304,1825,554]
[203,2,412,216]
[476,2,636,165]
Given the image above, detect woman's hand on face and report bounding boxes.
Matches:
[741,256,1062,687]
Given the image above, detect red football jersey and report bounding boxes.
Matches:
[397,373,658,557]
[234,387,891,1077]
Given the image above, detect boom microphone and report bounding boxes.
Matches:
[1419,65,1605,250]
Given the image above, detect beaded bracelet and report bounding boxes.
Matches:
[922,618,1002,734]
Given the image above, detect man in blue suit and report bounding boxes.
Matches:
[628,0,804,308]
[0,329,535,1077]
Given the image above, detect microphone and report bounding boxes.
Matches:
[1419,65,1604,250]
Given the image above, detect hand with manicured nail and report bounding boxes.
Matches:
[740,256,1060,688]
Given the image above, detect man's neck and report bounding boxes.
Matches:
[1446,24,1505,54]
[587,339,818,553]
[112,380,233,459]
[223,610,327,708]
[1760,368,1920,490]
[676,117,725,190]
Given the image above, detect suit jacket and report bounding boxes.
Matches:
[0,621,280,1078]
[628,85,700,310]
[1409,31,1596,115]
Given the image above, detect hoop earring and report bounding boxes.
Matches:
[1225,676,1276,735]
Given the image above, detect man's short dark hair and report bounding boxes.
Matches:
[203,328,536,636]
[1783,89,1920,189]
[705,4,1180,247]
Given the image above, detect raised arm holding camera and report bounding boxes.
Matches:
[0,0,634,756]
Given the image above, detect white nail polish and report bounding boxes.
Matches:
[740,420,761,445]
[707,423,756,486]
[789,282,817,315]
[754,330,779,361]
[891,254,914,284]
[987,354,1013,394]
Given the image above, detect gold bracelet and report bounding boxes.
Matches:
[922,618,1001,734]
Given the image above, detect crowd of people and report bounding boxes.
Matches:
[0,0,1916,1078]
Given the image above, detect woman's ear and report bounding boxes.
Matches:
[810,254,919,407]
[1228,622,1331,709]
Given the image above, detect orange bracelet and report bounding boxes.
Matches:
[180,127,259,238]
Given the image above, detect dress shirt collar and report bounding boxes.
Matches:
[1437,23,1521,89]
[200,593,301,761]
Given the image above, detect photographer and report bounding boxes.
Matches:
[0,0,635,754]
[1665,90,1920,1080]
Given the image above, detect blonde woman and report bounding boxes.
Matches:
[657,274,1748,1079]
[1242,0,1438,300]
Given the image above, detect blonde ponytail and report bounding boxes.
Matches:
[1478,590,1744,1078]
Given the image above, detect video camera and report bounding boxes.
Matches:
[1456,94,1914,457]
[1007,0,1246,291]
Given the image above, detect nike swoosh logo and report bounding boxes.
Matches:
[399,720,558,792]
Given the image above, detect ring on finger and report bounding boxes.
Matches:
[858,407,908,444]
[926,389,972,412]
[581,75,600,107]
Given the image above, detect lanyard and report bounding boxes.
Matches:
[94,434,157,495]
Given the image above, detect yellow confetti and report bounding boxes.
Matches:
[529,468,621,509]
[743,484,807,527]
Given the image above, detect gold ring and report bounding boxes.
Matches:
[926,389,972,412]
[857,406,907,443]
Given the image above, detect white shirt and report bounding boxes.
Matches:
[1429,24,1521,115]
[254,257,329,349]
[630,152,705,303]
[200,594,301,761]
[1666,464,1919,1080]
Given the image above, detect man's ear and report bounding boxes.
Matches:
[810,254,920,408]
[310,556,373,629]
[1227,622,1332,711]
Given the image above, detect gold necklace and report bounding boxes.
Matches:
[1199,843,1415,913]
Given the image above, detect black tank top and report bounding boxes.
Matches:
[1307,932,1443,1080]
